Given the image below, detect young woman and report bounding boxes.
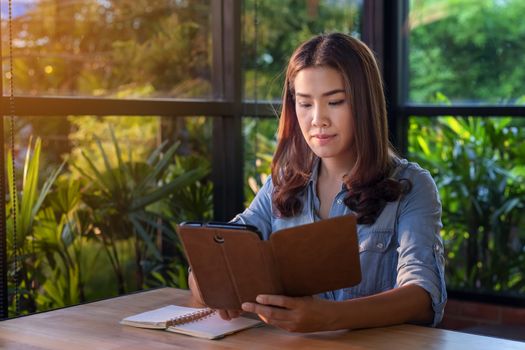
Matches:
[189,32,446,332]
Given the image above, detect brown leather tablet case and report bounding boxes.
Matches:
[177,215,361,309]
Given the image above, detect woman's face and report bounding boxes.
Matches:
[294,66,354,162]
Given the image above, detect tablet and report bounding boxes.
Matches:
[177,215,361,309]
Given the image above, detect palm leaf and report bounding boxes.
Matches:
[79,149,113,193]
[109,126,134,188]
[134,141,180,195]
[32,160,66,220]
[134,211,178,242]
[128,214,161,260]
[19,138,41,237]
[96,138,121,192]
[130,167,206,211]
[146,139,169,166]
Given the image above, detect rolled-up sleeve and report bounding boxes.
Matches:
[230,176,274,240]
[396,167,447,327]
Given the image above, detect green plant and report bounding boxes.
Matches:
[409,116,525,294]
[72,128,207,294]
[243,118,277,205]
[6,137,64,315]
[33,177,99,309]
[165,155,212,222]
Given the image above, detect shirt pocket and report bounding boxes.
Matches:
[343,230,398,298]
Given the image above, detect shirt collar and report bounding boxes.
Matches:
[307,157,348,192]
[306,157,321,191]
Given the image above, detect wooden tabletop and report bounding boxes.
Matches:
[0,287,524,349]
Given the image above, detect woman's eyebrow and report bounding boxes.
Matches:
[295,89,346,98]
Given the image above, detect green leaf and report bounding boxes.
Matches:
[129,214,161,260]
[134,141,180,195]
[110,126,134,188]
[80,149,113,192]
[510,165,525,178]
[96,138,120,192]
[32,160,66,220]
[20,138,41,238]
[131,167,206,211]
[445,117,472,139]
[146,139,169,166]
[416,135,431,156]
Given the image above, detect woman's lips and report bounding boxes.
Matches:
[312,134,336,145]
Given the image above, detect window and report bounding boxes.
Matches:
[0,0,216,318]
[409,0,525,105]
[242,0,363,202]
[2,0,213,98]
[399,0,525,300]
[0,0,364,318]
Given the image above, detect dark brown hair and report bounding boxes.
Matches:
[271,32,410,225]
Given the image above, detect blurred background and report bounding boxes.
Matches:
[0,0,524,338]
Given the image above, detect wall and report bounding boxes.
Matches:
[440,299,525,341]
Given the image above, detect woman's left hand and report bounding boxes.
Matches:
[241,294,337,333]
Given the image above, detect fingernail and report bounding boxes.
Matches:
[241,303,251,311]
[256,295,263,303]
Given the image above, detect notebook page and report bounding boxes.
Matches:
[167,312,262,340]
[120,305,209,329]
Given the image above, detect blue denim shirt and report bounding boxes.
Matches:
[232,158,447,326]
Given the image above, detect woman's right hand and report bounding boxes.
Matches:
[188,271,242,320]
[216,309,243,320]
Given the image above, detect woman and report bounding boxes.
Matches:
[189,32,446,332]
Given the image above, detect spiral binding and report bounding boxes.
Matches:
[166,308,215,327]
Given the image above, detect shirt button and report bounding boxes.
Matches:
[376,242,384,249]
[337,199,343,205]
[434,243,441,252]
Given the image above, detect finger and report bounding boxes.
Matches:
[242,302,290,321]
[255,294,296,309]
[217,309,231,321]
[227,309,242,319]
[242,306,296,331]
[241,302,257,313]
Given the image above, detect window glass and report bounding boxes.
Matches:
[1,1,212,98]
[243,117,278,205]
[3,115,212,316]
[243,0,363,102]
[408,116,525,296]
[408,0,525,105]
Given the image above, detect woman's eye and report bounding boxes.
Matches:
[297,102,312,108]
[329,100,345,106]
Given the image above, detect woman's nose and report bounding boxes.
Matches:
[312,105,329,127]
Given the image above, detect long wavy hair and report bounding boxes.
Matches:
[271,33,410,225]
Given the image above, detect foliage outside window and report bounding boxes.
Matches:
[408,0,525,297]
[2,0,217,317]
[408,116,525,295]
[5,116,212,316]
[1,0,212,98]
[409,0,525,104]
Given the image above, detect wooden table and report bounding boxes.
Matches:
[0,288,524,349]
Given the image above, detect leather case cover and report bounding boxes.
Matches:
[177,215,361,309]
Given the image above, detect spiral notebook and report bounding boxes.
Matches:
[120,305,262,340]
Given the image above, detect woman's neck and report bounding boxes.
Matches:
[318,157,355,183]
